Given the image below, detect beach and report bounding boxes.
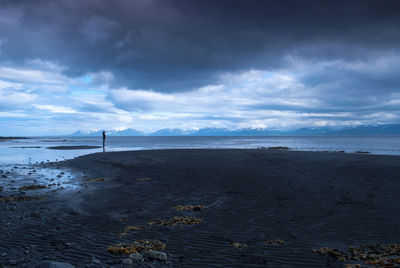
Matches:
[1,149,400,267]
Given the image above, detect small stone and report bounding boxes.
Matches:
[121,258,133,265]
[91,258,101,264]
[146,250,168,261]
[24,250,30,254]
[1,252,7,257]
[129,252,143,261]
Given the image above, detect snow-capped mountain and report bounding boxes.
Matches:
[70,124,400,136]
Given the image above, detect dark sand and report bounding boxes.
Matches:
[1,149,400,267]
[0,137,29,141]
[10,146,42,149]
[47,145,102,150]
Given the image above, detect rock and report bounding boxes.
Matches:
[267,146,290,150]
[35,261,75,268]
[91,258,101,264]
[146,250,168,261]
[128,252,143,261]
[1,252,8,257]
[24,250,30,254]
[121,258,133,265]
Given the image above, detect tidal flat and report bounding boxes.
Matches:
[0,149,400,267]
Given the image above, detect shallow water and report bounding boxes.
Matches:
[0,135,399,165]
[0,162,81,199]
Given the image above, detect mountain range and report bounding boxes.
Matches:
[70,124,400,136]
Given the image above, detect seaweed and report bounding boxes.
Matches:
[108,240,166,254]
[148,216,203,226]
[124,225,145,231]
[172,205,205,211]
[136,177,152,181]
[230,242,248,248]
[84,178,106,183]
[313,243,400,267]
[116,225,145,236]
[266,239,285,245]
[0,195,48,202]
[18,185,47,190]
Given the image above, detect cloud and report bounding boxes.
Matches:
[79,15,120,43]
[1,0,400,91]
[33,105,77,114]
[0,66,68,85]
[105,56,400,129]
[0,86,37,109]
[0,1,399,135]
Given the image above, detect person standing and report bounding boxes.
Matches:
[102,131,106,148]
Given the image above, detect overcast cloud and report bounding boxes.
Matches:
[0,0,399,135]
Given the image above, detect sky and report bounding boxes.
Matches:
[0,0,400,135]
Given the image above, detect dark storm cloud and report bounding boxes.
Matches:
[1,0,400,91]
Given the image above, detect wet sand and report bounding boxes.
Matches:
[1,149,400,267]
[47,145,102,150]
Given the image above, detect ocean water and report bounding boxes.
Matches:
[0,136,399,165]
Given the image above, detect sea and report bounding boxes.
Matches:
[1,136,400,165]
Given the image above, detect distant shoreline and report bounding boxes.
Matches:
[0,136,30,140]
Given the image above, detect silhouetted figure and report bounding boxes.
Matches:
[102,131,106,149]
